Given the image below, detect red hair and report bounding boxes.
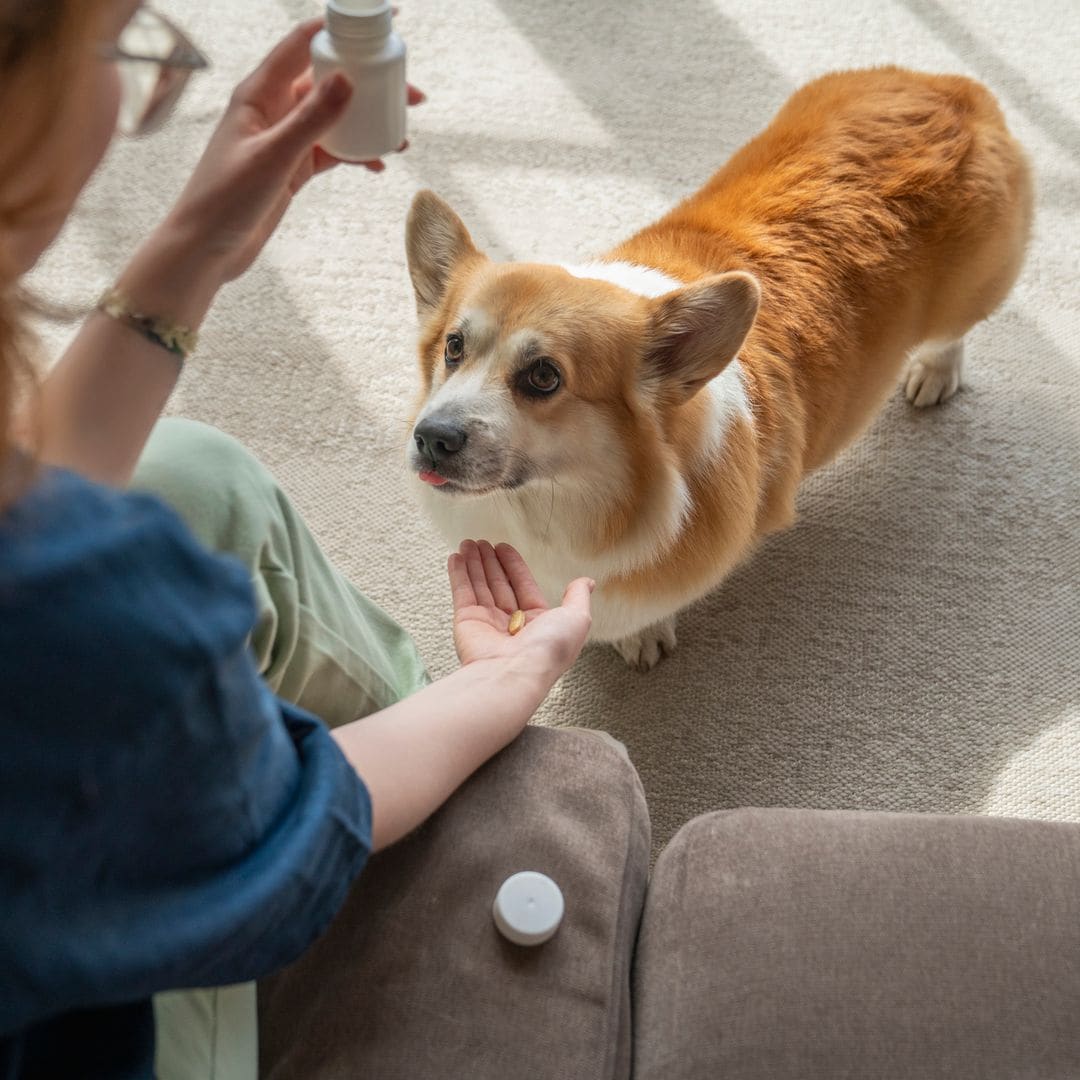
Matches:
[0,0,112,507]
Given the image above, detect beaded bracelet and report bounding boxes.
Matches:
[97,288,198,361]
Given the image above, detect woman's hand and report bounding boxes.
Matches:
[448,540,594,674]
[157,18,423,287]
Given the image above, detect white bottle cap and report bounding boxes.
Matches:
[326,0,391,37]
[493,871,564,946]
[332,0,386,13]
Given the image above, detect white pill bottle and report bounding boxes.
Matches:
[310,0,406,162]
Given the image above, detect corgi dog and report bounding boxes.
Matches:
[404,67,1032,669]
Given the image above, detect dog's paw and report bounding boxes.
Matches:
[612,618,677,672]
[904,340,963,408]
[905,361,960,407]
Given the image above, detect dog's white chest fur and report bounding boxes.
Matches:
[411,478,689,641]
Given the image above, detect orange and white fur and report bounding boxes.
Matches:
[404,68,1032,669]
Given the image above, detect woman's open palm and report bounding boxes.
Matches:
[448,541,593,673]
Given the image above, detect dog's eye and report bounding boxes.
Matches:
[444,333,464,366]
[525,360,561,396]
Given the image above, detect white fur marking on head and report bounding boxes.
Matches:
[458,307,497,352]
[417,363,503,428]
[504,326,545,358]
[560,261,684,298]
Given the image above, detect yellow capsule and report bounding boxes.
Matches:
[508,609,526,636]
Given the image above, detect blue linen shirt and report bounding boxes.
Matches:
[0,465,373,1078]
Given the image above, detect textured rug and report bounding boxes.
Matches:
[30,0,1080,855]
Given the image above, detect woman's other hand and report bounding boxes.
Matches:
[157,18,423,287]
[448,540,594,675]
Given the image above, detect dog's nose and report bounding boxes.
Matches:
[414,418,467,464]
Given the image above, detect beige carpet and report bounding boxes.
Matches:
[31,0,1080,855]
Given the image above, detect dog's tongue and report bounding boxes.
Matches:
[419,470,449,487]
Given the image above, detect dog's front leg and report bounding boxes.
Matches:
[612,616,678,672]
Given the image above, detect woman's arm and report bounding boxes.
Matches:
[333,541,595,851]
[30,224,221,487]
[31,20,422,487]
[333,654,560,852]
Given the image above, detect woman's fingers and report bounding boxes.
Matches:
[291,70,315,104]
[493,543,549,611]
[237,19,325,110]
[242,20,423,125]
[298,74,422,111]
[264,72,353,169]
[478,541,518,613]
[282,58,422,173]
[447,552,477,611]
[461,540,496,610]
[311,146,342,176]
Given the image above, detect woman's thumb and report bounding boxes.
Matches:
[560,577,596,616]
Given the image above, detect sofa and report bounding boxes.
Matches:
[258,727,1080,1079]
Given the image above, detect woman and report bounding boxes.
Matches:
[0,3,593,1076]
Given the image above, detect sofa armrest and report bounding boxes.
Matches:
[259,726,650,1080]
[633,809,1080,1080]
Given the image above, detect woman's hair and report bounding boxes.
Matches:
[0,1,111,508]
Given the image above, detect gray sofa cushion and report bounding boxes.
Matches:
[633,808,1080,1080]
[259,726,650,1079]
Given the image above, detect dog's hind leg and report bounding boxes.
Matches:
[904,338,964,408]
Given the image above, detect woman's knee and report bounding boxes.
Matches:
[132,418,278,552]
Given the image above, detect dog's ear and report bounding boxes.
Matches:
[406,191,482,322]
[643,272,760,403]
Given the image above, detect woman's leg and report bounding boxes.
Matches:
[152,984,256,1080]
[133,418,429,1080]
[131,417,429,726]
